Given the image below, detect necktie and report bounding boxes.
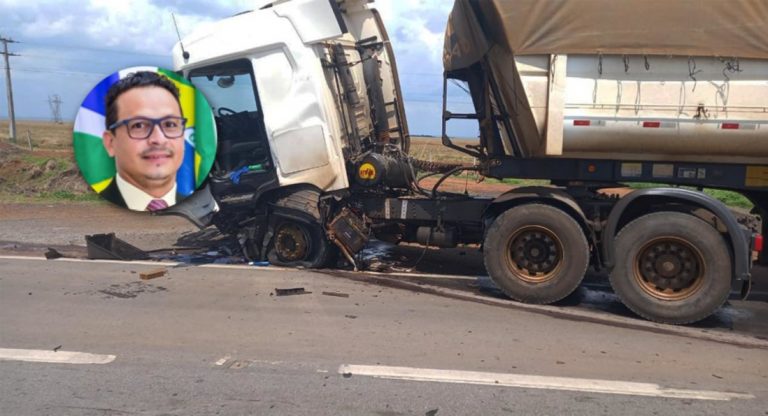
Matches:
[147,199,169,212]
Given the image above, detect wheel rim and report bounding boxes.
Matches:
[633,237,706,301]
[274,223,311,262]
[505,226,564,283]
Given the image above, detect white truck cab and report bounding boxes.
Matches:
[172,0,408,198]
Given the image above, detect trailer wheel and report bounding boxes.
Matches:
[484,204,589,304]
[609,212,731,324]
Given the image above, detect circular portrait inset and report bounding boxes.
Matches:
[73,66,217,212]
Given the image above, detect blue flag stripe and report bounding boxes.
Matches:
[80,73,120,116]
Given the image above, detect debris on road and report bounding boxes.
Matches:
[140,268,167,281]
[44,248,63,260]
[53,345,62,352]
[85,233,150,261]
[274,287,311,296]
[97,282,167,299]
[322,291,350,298]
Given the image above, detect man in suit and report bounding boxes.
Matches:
[100,72,187,211]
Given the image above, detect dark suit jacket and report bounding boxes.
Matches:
[99,177,187,211]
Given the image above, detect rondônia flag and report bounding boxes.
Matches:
[73,66,217,197]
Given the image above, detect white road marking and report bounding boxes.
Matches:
[0,255,472,280]
[0,348,116,365]
[338,365,754,401]
[0,255,180,267]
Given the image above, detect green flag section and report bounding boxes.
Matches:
[73,131,116,192]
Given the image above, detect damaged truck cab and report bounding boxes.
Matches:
[171,0,410,267]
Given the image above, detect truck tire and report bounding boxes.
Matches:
[267,218,333,269]
[266,188,334,269]
[484,204,590,304]
[609,212,731,325]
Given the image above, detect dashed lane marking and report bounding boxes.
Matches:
[0,348,116,365]
[338,364,754,401]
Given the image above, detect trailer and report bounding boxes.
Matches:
[167,0,766,324]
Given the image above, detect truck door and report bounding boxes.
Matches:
[161,58,278,228]
[188,59,279,204]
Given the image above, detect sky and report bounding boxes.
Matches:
[0,0,476,137]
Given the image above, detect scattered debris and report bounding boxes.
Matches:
[97,282,167,299]
[249,261,270,267]
[344,314,358,319]
[44,248,63,260]
[274,287,311,296]
[98,289,138,299]
[214,357,231,366]
[85,233,150,261]
[426,409,439,416]
[53,345,62,352]
[140,268,167,281]
[229,360,250,370]
[322,291,350,298]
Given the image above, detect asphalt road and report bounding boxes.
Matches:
[1,258,767,415]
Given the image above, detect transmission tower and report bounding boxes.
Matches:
[48,94,63,124]
[1,36,19,143]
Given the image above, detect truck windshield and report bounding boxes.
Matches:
[189,59,269,172]
[189,59,259,113]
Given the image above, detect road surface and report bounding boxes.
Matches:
[1,257,766,415]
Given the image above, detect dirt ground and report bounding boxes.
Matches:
[0,120,74,149]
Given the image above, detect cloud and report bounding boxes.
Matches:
[377,0,453,69]
[0,0,254,55]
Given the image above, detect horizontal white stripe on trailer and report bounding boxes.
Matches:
[338,364,754,401]
[0,348,116,365]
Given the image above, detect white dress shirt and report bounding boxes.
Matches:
[116,174,177,211]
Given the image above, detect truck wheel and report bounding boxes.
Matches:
[266,188,334,269]
[609,212,731,324]
[484,204,589,304]
[267,218,333,269]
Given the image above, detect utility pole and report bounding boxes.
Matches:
[1,36,19,144]
[48,94,62,124]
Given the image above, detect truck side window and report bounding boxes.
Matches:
[189,59,269,173]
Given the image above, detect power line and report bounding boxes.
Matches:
[1,35,19,143]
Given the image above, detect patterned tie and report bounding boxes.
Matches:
[146,199,169,212]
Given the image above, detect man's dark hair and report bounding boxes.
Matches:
[105,71,182,130]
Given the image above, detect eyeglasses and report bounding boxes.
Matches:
[108,116,188,140]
